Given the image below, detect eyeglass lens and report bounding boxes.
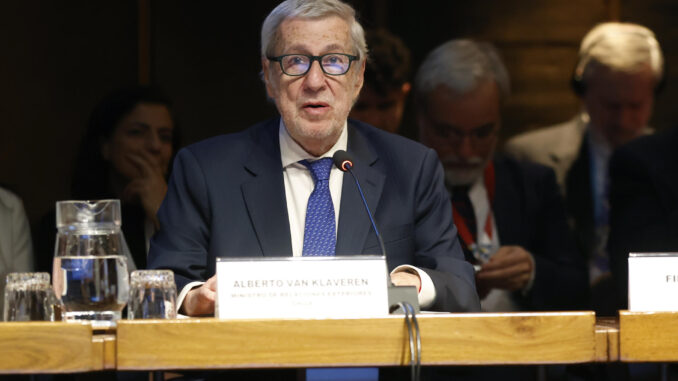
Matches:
[281,54,351,75]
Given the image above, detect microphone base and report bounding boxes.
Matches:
[388,285,420,314]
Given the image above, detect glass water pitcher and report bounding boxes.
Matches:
[52,199,130,327]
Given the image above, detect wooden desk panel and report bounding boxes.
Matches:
[595,318,619,362]
[620,310,678,362]
[0,322,98,374]
[117,312,596,370]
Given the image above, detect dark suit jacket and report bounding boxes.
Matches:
[565,138,596,261]
[148,118,480,312]
[609,127,678,310]
[492,155,589,310]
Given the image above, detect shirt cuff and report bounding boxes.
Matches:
[391,265,436,309]
[177,281,205,316]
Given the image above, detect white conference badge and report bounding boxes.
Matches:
[215,256,390,319]
[628,252,678,311]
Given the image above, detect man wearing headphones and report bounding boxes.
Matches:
[505,22,664,316]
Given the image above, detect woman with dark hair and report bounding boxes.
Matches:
[35,86,180,272]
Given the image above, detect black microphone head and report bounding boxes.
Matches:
[332,150,354,172]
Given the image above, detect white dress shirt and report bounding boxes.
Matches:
[280,120,346,257]
[463,175,534,312]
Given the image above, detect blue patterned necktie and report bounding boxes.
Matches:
[300,158,336,256]
[300,158,377,381]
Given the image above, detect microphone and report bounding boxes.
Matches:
[332,150,387,258]
[332,150,420,316]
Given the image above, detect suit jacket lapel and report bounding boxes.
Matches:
[335,124,385,255]
[241,119,293,257]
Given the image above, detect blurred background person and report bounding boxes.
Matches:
[349,28,411,134]
[606,127,677,381]
[415,39,587,314]
[505,22,663,316]
[608,126,678,311]
[35,86,180,273]
[0,186,33,315]
[415,38,587,381]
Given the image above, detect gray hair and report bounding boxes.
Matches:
[576,22,664,82]
[414,39,510,108]
[261,0,367,60]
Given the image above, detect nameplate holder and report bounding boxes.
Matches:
[628,252,678,311]
[216,256,389,319]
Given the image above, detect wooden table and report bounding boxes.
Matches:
[116,312,599,370]
[0,322,114,374]
[595,317,620,362]
[619,310,678,362]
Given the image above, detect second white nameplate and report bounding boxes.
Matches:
[628,252,678,311]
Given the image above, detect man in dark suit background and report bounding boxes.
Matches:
[148,0,479,319]
[504,22,663,315]
[413,37,588,381]
[609,127,678,309]
[415,39,588,313]
[606,127,678,381]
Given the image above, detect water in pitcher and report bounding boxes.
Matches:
[53,254,129,327]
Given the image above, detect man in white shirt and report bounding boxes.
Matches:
[0,186,33,313]
[148,0,479,319]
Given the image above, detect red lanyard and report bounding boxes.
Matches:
[452,162,496,250]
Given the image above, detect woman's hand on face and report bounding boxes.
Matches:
[122,150,169,227]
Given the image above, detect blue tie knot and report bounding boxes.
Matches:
[301,157,333,182]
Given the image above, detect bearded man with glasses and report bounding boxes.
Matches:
[415,39,588,314]
[414,37,589,381]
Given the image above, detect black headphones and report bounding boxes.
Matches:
[570,24,665,96]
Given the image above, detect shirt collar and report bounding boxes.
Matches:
[279,119,348,168]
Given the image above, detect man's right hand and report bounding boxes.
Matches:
[181,275,217,316]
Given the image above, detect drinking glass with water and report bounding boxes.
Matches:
[4,272,57,321]
[128,270,177,319]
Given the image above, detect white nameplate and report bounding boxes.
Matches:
[628,253,678,311]
[215,256,389,319]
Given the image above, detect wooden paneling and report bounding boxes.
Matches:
[1,0,675,250]
[116,312,596,370]
[0,1,138,224]
[620,0,678,132]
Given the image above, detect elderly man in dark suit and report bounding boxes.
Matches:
[148,0,479,321]
[505,22,662,315]
[414,38,588,381]
[415,39,588,314]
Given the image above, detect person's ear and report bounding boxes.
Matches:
[262,57,277,99]
[352,59,366,100]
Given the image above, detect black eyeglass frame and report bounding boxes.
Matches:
[267,53,359,76]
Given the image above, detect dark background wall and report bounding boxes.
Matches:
[1,1,676,251]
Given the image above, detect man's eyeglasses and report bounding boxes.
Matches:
[267,53,358,76]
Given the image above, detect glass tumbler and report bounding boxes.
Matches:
[127,270,177,319]
[4,272,57,321]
